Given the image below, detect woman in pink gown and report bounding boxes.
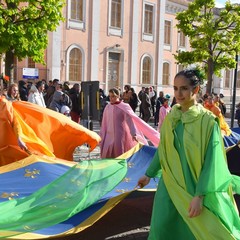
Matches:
[100,88,160,158]
[157,96,171,131]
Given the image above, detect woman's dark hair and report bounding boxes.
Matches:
[124,85,131,91]
[36,81,43,89]
[175,69,204,87]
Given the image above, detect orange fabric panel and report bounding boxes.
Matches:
[12,101,101,160]
[0,97,100,166]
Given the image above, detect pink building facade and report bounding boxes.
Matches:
[5,0,240,100]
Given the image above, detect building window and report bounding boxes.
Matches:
[69,48,82,82]
[142,56,152,85]
[68,0,85,30]
[144,4,153,34]
[164,20,171,45]
[111,0,121,28]
[142,2,155,42]
[28,57,35,68]
[162,62,170,85]
[179,31,186,48]
[71,0,83,21]
[108,0,123,36]
[225,69,230,88]
[177,64,184,72]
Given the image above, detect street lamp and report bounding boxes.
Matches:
[230,54,238,128]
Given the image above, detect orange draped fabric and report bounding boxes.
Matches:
[0,97,101,166]
[204,102,231,136]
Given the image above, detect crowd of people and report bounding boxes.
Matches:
[1,79,81,123]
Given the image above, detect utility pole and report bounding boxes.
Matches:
[230,54,238,128]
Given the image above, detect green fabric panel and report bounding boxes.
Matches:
[0,158,127,238]
[148,178,195,240]
[152,104,240,239]
[174,121,196,196]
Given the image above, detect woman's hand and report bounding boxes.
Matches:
[136,175,150,189]
[132,135,138,142]
[188,196,203,218]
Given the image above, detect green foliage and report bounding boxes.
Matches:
[175,0,240,92]
[0,0,65,63]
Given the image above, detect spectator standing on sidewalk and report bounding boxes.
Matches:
[129,87,139,113]
[235,102,240,127]
[149,86,156,117]
[138,87,145,118]
[69,83,81,123]
[213,93,226,116]
[122,84,132,104]
[18,80,28,101]
[6,83,20,101]
[154,91,164,126]
[137,69,240,240]
[141,87,151,123]
[44,78,59,107]
[28,81,46,107]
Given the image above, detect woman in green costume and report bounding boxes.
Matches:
[137,69,240,240]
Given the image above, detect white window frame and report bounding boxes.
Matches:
[66,44,85,82]
[224,69,231,89]
[67,0,86,31]
[178,31,187,50]
[108,0,124,37]
[142,1,155,42]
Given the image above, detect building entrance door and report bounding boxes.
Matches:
[108,52,120,90]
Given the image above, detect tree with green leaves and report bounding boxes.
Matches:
[0,0,65,79]
[174,0,240,94]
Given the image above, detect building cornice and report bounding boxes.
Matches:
[166,0,189,14]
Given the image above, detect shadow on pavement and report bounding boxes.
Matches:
[58,191,154,240]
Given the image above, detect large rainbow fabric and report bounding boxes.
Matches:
[0,144,157,239]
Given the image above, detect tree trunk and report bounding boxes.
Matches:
[5,50,15,84]
[206,58,214,94]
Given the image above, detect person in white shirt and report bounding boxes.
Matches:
[28,81,46,107]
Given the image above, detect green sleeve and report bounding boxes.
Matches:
[145,148,162,178]
[195,123,232,196]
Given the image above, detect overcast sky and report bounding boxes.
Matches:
[215,0,239,7]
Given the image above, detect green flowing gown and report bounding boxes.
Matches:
[146,121,240,240]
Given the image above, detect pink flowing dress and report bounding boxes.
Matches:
[100,101,159,158]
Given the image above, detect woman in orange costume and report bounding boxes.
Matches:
[204,94,231,136]
[0,95,100,166]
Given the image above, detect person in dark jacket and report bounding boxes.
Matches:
[129,87,139,113]
[68,83,81,123]
[154,91,164,126]
[18,80,28,101]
